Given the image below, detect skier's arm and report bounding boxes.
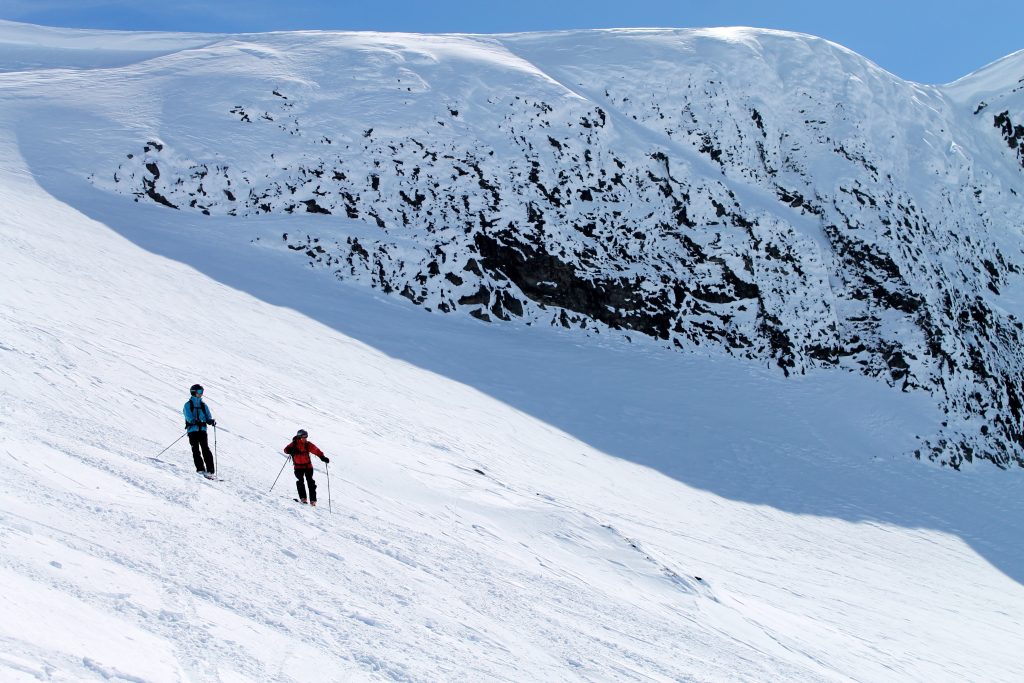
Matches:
[309,443,328,463]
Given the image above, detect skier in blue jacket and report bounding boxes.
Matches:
[183,384,216,478]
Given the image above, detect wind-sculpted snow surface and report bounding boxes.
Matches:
[85,29,1024,468]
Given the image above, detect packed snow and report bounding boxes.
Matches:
[0,20,1022,682]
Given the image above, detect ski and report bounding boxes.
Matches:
[147,458,224,482]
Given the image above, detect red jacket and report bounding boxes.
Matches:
[284,439,324,469]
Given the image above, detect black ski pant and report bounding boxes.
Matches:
[188,430,215,474]
[295,467,317,502]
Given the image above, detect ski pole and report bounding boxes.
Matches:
[213,424,219,477]
[269,455,291,493]
[154,431,187,459]
[325,462,333,514]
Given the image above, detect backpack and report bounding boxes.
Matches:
[185,400,209,430]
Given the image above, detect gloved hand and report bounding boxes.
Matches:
[207,419,217,426]
[321,456,330,464]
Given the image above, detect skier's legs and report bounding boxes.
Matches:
[305,470,318,503]
[197,431,215,473]
[187,431,205,471]
[294,468,308,501]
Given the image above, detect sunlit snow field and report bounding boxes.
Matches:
[1,20,1022,682]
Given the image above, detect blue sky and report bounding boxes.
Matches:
[0,0,1017,84]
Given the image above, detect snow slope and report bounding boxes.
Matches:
[1,20,1023,682]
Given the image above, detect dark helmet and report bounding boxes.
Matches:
[190,384,204,396]
[295,429,308,439]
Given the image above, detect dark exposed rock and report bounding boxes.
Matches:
[458,285,490,307]
[474,232,673,339]
[994,111,1024,166]
[302,199,331,214]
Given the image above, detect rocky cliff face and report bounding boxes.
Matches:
[94,29,1024,468]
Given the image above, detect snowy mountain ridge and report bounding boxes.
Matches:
[35,25,1022,469]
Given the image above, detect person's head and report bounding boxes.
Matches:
[294,429,308,442]
[190,384,204,397]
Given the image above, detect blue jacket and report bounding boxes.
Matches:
[183,396,213,433]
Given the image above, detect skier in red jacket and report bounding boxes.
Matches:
[283,429,329,505]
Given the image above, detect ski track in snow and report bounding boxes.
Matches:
[1,430,774,682]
